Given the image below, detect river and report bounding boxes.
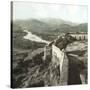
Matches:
[23,30,50,44]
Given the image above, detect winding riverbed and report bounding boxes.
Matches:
[23,30,50,44]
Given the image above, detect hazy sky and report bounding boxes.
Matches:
[13,1,88,23]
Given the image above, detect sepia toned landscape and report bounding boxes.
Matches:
[11,2,88,88]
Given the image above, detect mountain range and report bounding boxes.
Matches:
[13,18,88,33]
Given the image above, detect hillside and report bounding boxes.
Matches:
[13,18,88,33]
[12,20,88,88]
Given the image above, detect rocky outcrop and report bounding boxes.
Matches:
[12,34,87,88]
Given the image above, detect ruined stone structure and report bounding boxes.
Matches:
[71,33,87,41]
[52,45,68,85]
[43,44,68,85]
[43,33,86,85]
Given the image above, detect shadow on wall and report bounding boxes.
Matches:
[67,54,86,85]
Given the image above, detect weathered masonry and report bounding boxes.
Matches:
[43,45,68,85]
[71,34,87,40]
[43,33,87,85]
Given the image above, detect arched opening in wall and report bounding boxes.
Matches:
[79,36,81,41]
[84,36,85,40]
[74,36,76,40]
